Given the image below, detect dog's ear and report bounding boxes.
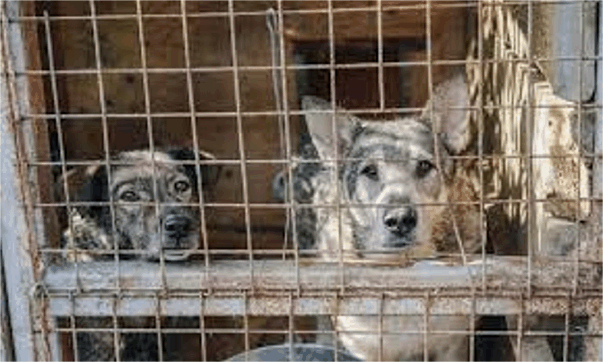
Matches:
[167,148,222,194]
[422,73,471,154]
[75,164,110,224]
[301,96,361,160]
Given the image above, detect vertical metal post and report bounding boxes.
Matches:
[1,5,39,362]
[596,2,603,360]
[1,260,15,361]
[596,0,603,201]
[1,1,42,360]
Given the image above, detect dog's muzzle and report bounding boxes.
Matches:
[162,214,198,260]
[164,215,192,240]
[383,206,417,236]
[382,202,417,248]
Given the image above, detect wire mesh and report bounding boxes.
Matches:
[0,0,601,361]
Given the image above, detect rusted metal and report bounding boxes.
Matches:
[1,263,15,361]
[45,293,600,318]
[45,257,601,300]
[1,0,602,360]
[591,3,603,360]
[1,1,52,360]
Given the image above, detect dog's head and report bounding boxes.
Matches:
[74,148,220,261]
[303,74,471,257]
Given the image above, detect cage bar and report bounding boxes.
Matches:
[0,0,601,361]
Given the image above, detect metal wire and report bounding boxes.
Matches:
[13,56,603,76]
[8,1,603,23]
[275,0,300,293]
[1,1,601,361]
[227,0,255,293]
[179,0,212,296]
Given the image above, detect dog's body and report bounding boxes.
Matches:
[272,133,323,251]
[59,148,220,361]
[275,74,481,360]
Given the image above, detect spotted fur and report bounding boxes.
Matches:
[58,148,220,361]
[274,73,482,361]
[61,148,220,262]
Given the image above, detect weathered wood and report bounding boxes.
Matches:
[282,1,465,43]
[49,1,301,244]
[48,0,468,231]
[21,0,62,250]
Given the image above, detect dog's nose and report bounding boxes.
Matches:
[383,207,417,237]
[164,215,191,238]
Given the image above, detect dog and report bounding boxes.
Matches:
[58,148,220,361]
[272,132,323,251]
[61,148,220,262]
[274,73,482,360]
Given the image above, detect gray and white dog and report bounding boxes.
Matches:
[59,148,220,361]
[274,73,482,361]
[61,148,220,262]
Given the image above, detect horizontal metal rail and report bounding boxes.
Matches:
[43,258,601,317]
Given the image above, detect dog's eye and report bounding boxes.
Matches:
[174,180,190,193]
[120,190,139,202]
[416,160,435,178]
[361,164,379,180]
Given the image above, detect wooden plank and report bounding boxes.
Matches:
[283,1,467,42]
[20,1,62,248]
[49,1,294,235]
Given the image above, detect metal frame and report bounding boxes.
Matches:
[42,258,601,316]
[0,0,601,361]
[594,3,603,360]
[1,1,52,360]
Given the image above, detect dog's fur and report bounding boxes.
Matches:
[61,148,220,262]
[272,133,323,251]
[59,148,220,361]
[275,73,481,360]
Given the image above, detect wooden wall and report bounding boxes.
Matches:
[40,0,468,251]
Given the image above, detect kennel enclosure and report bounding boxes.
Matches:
[1,1,602,361]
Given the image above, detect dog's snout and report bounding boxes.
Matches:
[383,206,417,237]
[164,215,191,237]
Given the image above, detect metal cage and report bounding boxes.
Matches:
[1,1,602,361]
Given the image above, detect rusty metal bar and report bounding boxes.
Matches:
[227,0,255,291]
[22,152,603,167]
[18,102,603,120]
[1,1,53,360]
[274,0,300,291]
[179,0,212,294]
[43,258,601,296]
[133,0,165,294]
[0,260,14,361]
[527,0,535,299]
[596,0,603,203]
[325,0,345,294]
[7,2,603,22]
[592,3,603,360]
[43,293,601,319]
[10,56,603,76]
